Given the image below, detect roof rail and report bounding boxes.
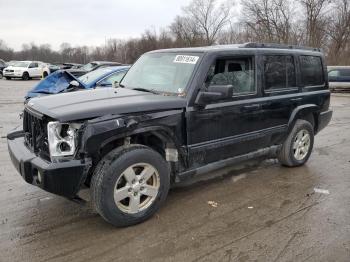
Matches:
[242,42,321,52]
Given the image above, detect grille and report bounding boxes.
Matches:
[23,108,50,159]
[5,69,14,72]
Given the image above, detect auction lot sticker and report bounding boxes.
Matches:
[173,55,199,64]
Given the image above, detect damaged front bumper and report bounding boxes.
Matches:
[7,129,91,198]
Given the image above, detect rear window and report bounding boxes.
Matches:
[300,56,324,86]
[263,55,296,90]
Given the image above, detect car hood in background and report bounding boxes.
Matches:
[27,87,186,122]
[66,68,88,77]
[4,66,24,71]
[26,70,87,99]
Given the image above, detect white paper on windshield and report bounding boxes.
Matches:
[173,55,199,64]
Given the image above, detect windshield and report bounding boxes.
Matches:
[12,61,30,68]
[80,62,97,71]
[78,67,113,85]
[120,52,202,94]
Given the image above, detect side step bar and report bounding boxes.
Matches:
[177,145,280,181]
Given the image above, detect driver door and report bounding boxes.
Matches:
[186,55,267,168]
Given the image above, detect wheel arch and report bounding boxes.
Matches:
[287,104,319,134]
[83,125,185,186]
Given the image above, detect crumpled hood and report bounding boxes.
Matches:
[26,70,87,99]
[27,87,186,122]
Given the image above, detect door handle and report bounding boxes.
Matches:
[242,104,260,112]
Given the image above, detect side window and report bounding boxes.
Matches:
[328,70,340,77]
[300,56,324,86]
[206,57,255,95]
[263,55,296,90]
[99,71,126,86]
[29,63,38,68]
[340,69,350,77]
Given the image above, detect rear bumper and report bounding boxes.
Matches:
[7,129,91,198]
[317,110,333,133]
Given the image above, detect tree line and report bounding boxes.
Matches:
[0,0,349,65]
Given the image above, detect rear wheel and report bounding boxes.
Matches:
[278,119,314,167]
[22,72,30,80]
[91,145,170,227]
[43,71,48,78]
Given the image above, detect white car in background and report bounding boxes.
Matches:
[3,61,50,80]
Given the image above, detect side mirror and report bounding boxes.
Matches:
[70,80,80,87]
[112,81,119,88]
[195,85,233,105]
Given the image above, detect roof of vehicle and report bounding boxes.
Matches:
[92,65,130,72]
[327,66,350,70]
[91,61,123,65]
[149,42,323,55]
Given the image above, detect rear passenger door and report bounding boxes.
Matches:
[259,54,300,144]
[28,62,40,77]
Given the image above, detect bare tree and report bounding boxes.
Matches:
[298,0,330,47]
[181,0,233,45]
[242,0,300,44]
[170,15,204,46]
[327,0,350,64]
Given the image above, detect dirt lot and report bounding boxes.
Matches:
[0,79,349,262]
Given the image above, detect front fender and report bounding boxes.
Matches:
[78,110,184,157]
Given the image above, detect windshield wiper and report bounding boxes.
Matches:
[132,87,158,94]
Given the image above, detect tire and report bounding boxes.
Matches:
[43,71,48,78]
[22,72,30,80]
[91,144,170,227]
[278,119,314,167]
[0,71,3,79]
[5,77,11,80]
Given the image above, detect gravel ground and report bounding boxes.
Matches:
[0,78,349,262]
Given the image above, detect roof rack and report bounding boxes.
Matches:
[241,42,321,52]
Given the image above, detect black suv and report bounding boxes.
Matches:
[0,59,7,79]
[7,43,332,227]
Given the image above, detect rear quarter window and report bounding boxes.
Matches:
[340,69,350,77]
[300,56,324,86]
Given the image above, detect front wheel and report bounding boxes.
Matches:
[22,72,30,80]
[0,71,3,79]
[91,145,170,227]
[278,119,314,167]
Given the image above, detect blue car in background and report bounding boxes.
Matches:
[26,66,130,99]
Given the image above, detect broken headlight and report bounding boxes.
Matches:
[47,121,81,161]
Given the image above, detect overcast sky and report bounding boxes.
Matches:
[0,0,192,51]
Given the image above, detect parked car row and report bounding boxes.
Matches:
[0,59,123,80]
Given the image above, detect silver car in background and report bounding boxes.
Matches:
[328,66,350,91]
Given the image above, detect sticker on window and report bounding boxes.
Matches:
[173,55,199,64]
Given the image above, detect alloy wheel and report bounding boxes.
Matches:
[114,163,160,214]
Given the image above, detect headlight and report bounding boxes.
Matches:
[47,121,81,161]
